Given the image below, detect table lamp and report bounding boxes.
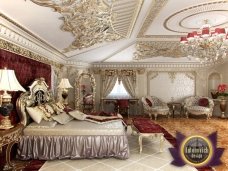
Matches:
[58,78,73,105]
[0,68,26,129]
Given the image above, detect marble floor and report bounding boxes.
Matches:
[39,126,197,171]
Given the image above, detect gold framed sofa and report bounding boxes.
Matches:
[183,96,214,119]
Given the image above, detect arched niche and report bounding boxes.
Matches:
[208,72,221,98]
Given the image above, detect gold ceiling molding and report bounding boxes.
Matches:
[0,39,62,68]
[164,1,228,33]
[133,41,183,60]
[30,0,122,52]
[137,0,168,38]
[0,13,64,56]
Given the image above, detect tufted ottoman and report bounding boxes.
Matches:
[131,118,164,153]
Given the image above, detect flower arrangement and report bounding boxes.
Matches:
[217,84,228,99]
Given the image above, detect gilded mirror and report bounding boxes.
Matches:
[75,73,96,113]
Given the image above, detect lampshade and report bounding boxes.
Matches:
[58,78,73,89]
[0,69,26,92]
[0,68,25,130]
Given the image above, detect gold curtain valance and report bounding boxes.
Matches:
[101,69,136,82]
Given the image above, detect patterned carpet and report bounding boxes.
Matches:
[154,117,228,171]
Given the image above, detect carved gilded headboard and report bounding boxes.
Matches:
[16,77,53,126]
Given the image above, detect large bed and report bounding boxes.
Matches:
[16,78,129,160]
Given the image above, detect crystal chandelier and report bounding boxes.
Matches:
[180,20,228,63]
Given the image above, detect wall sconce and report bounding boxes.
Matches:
[0,68,25,129]
[58,78,73,105]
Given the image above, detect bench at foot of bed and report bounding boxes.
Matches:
[131,118,164,153]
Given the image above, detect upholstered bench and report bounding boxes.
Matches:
[131,118,164,153]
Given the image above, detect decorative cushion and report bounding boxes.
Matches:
[68,110,87,120]
[55,102,65,110]
[145,98,152,107]
[27,120,57,128]
[198,98,209,107]
[52,112,73,124]
[37,105,53,121]
[51,103,64,114]
[26,106,44,124]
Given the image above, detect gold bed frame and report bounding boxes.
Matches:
[16,78,54,126]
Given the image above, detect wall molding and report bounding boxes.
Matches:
[0,38,62,68]
[92,60,225,69]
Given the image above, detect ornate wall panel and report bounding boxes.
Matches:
[148,72,195,102]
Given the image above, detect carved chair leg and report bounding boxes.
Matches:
[185,111,188,118]
[139,135,143,153]
[160,134,164,152]
[154,114,157,120]
[149,113,152,120]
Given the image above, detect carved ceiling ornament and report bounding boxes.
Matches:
[137,0,168,38]
[31,0,142,53]
[30,0,122,51]
[133,41,183,60]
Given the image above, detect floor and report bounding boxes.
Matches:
[39,126,197,171]
[155,117,228,171]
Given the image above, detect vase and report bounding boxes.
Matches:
[219,99,227,118]
[211,91,219,99]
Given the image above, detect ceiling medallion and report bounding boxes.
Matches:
[133,41,183,60]
[30,0,122,52]
[164,1,228,33]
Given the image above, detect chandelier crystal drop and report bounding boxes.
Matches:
[180,20,228,63]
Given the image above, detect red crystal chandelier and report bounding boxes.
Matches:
[180,20,228,63]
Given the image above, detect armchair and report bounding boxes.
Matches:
[141,96,170,120]
[183,96,214,119]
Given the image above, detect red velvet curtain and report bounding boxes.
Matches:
[0,49,51,124]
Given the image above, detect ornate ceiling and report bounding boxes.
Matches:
[0,0,227,64]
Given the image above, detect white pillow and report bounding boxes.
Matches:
[68,110,87,120]
[52,112,73,124]
[26,106,44,124]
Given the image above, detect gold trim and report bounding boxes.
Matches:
[30,0,122,51]
[0,39,62,68]
[163,1,228,33]
[137,0,168,38]
[126,0,144,37]
[179,10,228,31]
[0,13,65,57]
[134,41,183,60]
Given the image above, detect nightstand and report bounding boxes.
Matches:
[167,102,183,118]
[0,124,25,171]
